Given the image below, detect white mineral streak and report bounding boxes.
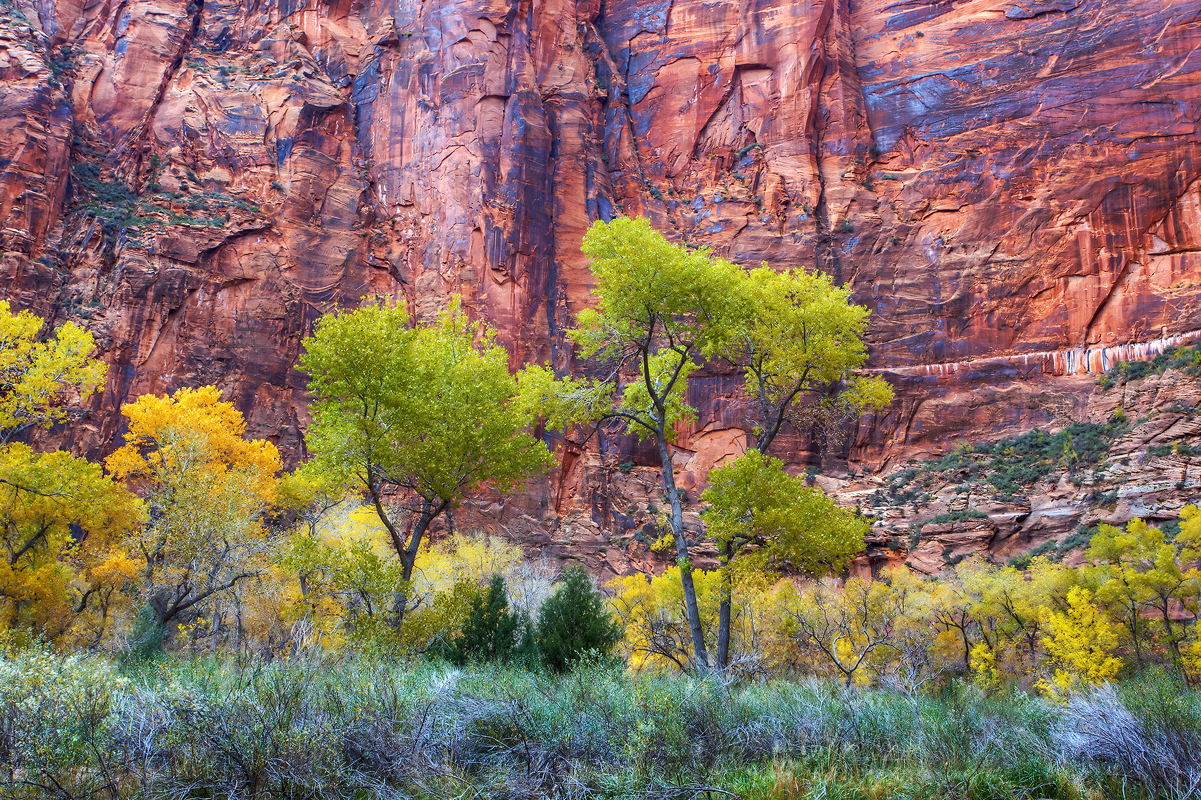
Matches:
[873,329,1201,377]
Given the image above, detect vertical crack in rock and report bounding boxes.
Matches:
[114,0,205,185]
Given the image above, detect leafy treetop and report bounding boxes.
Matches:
[0,300,105,443]
[299,297,555,588]
[106,385,281,503]
[702,449,867,578]
[719,267,893,451]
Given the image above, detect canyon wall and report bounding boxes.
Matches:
[1,0,1200,569]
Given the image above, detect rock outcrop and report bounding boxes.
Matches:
[1,0,1200,574]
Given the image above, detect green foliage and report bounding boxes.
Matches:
[571,216,745,440]
[45,45,75,89]
[703,449,866,577]
[299,297,555,586]
[536,566,621,672]
[933,421,1127,499]
[926,508,989,526]
[447,574,523,665]
[736,142,763,159]
[1100,345,1201,389]
[718,262,892,452]
[70,162,147,247]
[1011,526,1100,569]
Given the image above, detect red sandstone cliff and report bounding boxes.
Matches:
[1,0,1199,571]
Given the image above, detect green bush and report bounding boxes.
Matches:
[535,566,621,672]
[926,508,988,526]
[446,574,526,665]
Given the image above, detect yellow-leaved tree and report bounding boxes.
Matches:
[106,386,281,650]
[0,301,141,644]
[0,300,104,442]
[1040,585,1123,696]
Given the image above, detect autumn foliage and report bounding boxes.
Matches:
[1,219,1198,703]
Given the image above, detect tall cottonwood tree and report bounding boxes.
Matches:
[299,298,555,627]
[572,216,892,671]
[702,258,892,670]
[571,216,745,670]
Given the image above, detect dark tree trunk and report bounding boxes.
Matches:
[716,540,732,671]
[657,433,709,672]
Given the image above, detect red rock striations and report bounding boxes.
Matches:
[1,0,1200,571]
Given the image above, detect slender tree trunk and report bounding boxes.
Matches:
[657,433,710,671]
[394,506,440,628]
[717,540,732,671]
[1157,599,1183,668]
[1129,602,1145,668]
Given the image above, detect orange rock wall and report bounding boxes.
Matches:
[1,0,1199,492]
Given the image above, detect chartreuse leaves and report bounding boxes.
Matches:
[0,299,104,442]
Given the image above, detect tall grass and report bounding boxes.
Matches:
[2,646,1197,799]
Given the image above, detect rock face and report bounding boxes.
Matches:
[1,0,1200,572]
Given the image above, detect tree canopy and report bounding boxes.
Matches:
[702,448,868,668]
[299,297,555,624]
[0,444,142,639]
[718,266,893,452]
[0,300,105,443]
[569,216,892,671]
[106,386,282,643]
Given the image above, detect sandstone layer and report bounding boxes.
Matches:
[1,0,1200,573]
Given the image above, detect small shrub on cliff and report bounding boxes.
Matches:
[926,508,989,526]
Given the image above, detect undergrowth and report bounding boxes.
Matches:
[884,417,1128,506]
[2,647,1197,799]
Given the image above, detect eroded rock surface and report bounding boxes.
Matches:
[1,0,1199,574]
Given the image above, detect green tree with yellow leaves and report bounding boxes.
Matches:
[716,266,893,453]
[702,449,867,669]
[0,300,105,443]
[571,217,747,670]
[570,217,892,671]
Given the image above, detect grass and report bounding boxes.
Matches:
[2,646,1197,799]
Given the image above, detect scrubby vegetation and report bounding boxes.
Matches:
[879,417,1129,507]
[1097,344,1201,389]
[3,647,1200,800]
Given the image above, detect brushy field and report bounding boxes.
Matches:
[2,646,1200,800]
